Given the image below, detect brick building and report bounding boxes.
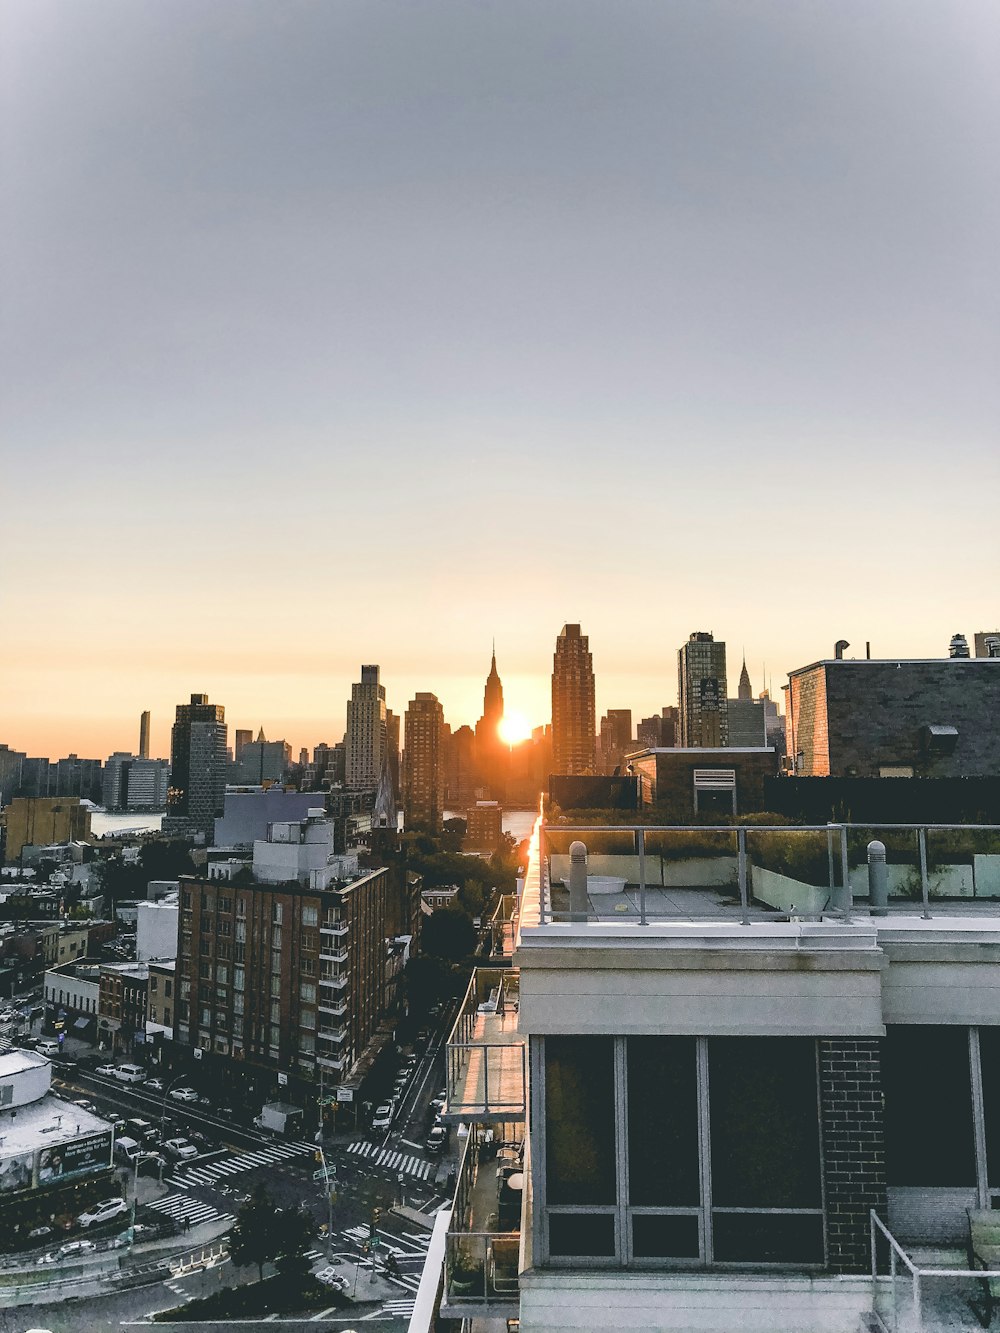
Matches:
[173,867,388,1090]
[628,746,778,818]
[785,657,1000,777]
[98,962,149,1054]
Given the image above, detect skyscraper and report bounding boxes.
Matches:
[476,645,508,799]
[163,693,228,839]
[678,631,730,747]
[346,665,387,791]
[403,692,445,831]
[139,710,151,760]
[737,658,753,702]
[551,624,596,776]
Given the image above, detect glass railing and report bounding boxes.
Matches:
[444,968,525,1120]
[533,820,1000,926]
[444,1123,523,1312]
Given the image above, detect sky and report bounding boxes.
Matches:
[2,0,998,760]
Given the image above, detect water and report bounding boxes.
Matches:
[444,808,537,843]
[90,810,163,838]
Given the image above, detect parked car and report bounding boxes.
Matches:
[144,1076,164,1092]
[371,1102,394,1131]
[430,1093,447,1115]
[54,1057,78,1074]
[184,1127,216,1154]
[163,1137,198,1161]
[169,1086,198,1103]
[72,1098,96,1113]
[425,1124,448,1154]
[36,1039,60,1057]
[27,1224,52,1240]
[77,1198,128,1229]
[58,1238,98,1257]
[95,1064,118,1077]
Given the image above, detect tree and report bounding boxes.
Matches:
[421,907,477,963]
[274,1205,315,1284]
[229,1184,281,1281]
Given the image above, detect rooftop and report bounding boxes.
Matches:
[0,1092,112,1159]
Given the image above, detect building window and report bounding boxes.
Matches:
[884,1025,975,1187]
[164,1006,172,1025]
[540,1035,824,1268]
[271,950,281,975]
[270,999,281,1022]
[232,1015,243,1036]
[217,942,231,960]
[301,929,318,951]
[165,980,172,998]
[150,977,158,993]
[180,979,191,998]
[300,1032,315,1052]
[270,1024,280,1046]
[270,975,281,997]
[272,903,283,925]
[201,891,214,910]
[300,1008,316,1030]
[200,1006,211,1026]
[236,897,246,918]
[271,925,282,948]
[218,896,231,913]
[301,957,315,976]
[200,937,211,956]
[216,964,228,984]
[233,992,244,1015]
[233,967,245,991]
[199,961,210,979]
[300,982,316,1004]
[302,905,318,927]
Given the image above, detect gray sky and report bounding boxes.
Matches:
[2,0,998,754]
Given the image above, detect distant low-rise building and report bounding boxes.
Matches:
[629,746,778,818]
[2,798,92,864]
[466,802,504,854]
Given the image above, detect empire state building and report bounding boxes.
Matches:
[476,644,508,799]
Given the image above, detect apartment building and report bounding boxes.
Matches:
[173,865,388,1090]
[419,812,1000,1333]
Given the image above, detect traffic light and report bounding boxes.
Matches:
[372,1208,381,1228]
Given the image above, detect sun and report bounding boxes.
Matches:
[498,711,532,746]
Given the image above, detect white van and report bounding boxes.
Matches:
[36,1039,60,1057]
[114,1064,146,1084]
[114,1136,143,1164]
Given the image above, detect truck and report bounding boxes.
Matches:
[253,1101,304,1137]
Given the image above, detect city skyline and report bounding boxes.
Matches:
[4,621,997,760]
[3,0,997,762]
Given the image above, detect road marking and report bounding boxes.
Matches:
[311,1306,340,1320]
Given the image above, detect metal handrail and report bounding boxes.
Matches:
[869,1209,1000,1331]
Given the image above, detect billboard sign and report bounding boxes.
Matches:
[36,1132,113,1186]
[699,678,720,711]
[0,1151,33,1195]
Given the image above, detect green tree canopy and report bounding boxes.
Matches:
[421,907,477,963]
[229,1185,282,1281]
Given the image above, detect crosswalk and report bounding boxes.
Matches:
[345,1139,434,1180]
[340,1224,426,1291]
[146,1192,234,1230]
[178,1140,313,1186]
[383,1298,417,1315]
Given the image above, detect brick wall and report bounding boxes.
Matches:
[819,1037,887,1274]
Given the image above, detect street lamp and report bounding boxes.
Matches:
[315,1142,335,1259]
[157,1072,191,1185]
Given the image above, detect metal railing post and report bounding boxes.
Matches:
[912,1266,921,1328]
[918,827,931,920]
[738,827,749,926]
[840,824,852,923]
[637,829,647,926]
[870,1209,877,1285]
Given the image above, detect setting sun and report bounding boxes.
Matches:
[498,711,532,746]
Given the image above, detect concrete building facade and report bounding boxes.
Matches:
[551,625,597,777]
[678,632,729,748]
[346,665,387,791]
[163,693,228,840]
[403,693,446,832]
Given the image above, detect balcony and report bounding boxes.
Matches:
[321,918,349,939]
[320,946,349,966]
[319,972,348,992]
[443,967,525,1123]
[318,997,347,1018]
[484,893,519,961]
[442,1121,523,1320]
[317,1053,346,1071]
[318,1024,348,1043]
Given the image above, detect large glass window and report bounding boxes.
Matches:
[545,1036,616,1207]
[883,1026,975,1186]
[541,1034,824,1269]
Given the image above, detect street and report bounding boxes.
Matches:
[3,993,462,1330]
